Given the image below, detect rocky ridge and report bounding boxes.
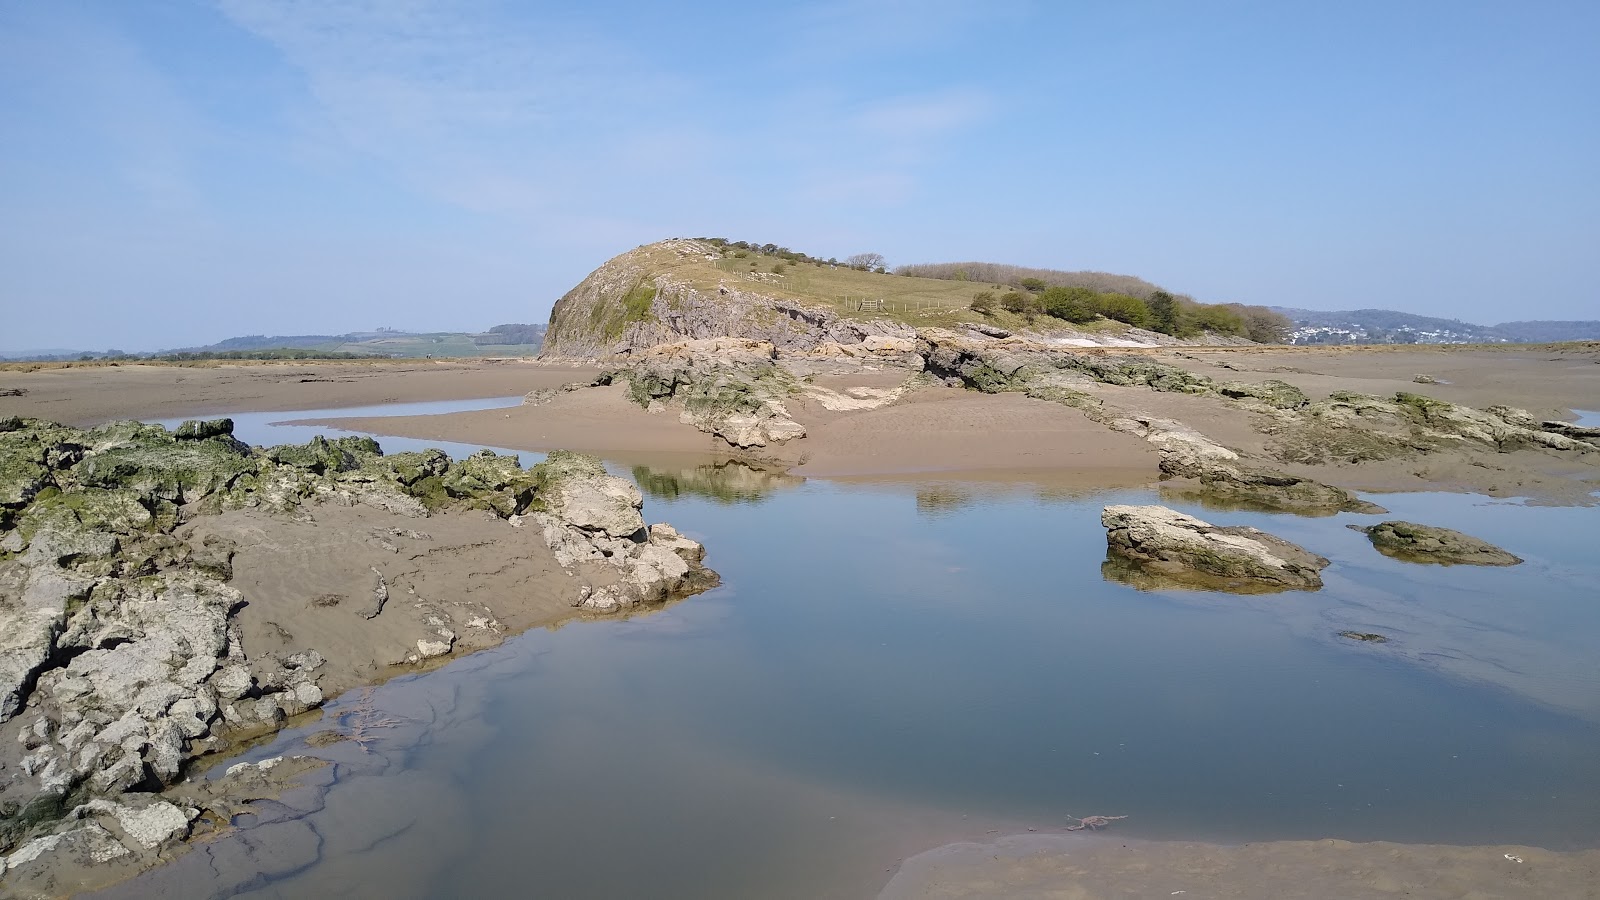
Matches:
[0,416,715,878]
[558,322,1594,514]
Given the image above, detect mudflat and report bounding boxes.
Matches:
[880,833,1600,899]
[4,345,1597,502]
[0,359,599,426]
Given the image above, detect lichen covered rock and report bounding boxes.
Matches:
[1101,504,1329,591]
[0,417,719,864]
[1354,520,1523,566]
[608,338,808,448]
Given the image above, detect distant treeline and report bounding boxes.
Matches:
[149,349,379,361]
[970,283,1290,342]
[472,323,544,346]
[896,262,1165,298]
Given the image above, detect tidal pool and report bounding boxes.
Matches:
[111,406,1600,899]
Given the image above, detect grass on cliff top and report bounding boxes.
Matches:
[633,242,1136,336]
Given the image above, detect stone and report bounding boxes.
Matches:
[533,452,645,538]
[84,798,193,849]
[1353,521,1523,566]
[173,418,234,441]
[1101,504,1329,591]
[416,632,454,659]
[3,821,130,875]
[1217,379,1310,409]
[648,523,705,565]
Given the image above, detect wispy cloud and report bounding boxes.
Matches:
[0,4,207,214]
[216,0,685,224]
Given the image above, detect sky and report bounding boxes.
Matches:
[1,0,1596,351]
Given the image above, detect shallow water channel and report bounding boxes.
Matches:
[119,400,1600,898]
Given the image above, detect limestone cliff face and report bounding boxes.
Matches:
[542,239,903,359]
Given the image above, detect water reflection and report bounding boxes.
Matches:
[1157,483,1345,517]
[914,485,973,517]
[631,460,804,505]
[1098,553,1311,595]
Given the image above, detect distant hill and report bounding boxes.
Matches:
[1272,308,1600,345]
[0,325,545,362]
[178,325,545,358]
[1491,320,1600,342]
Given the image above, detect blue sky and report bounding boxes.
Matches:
[2,0,1596,351]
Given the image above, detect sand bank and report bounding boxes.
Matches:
[880,832,1600,899]
[0,359,598,426]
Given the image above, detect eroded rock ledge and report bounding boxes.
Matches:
[1101,504,1329,591]
[0,416,715,878]
[1353,520,1523,566]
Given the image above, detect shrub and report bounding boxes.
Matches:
[1093,293,1152,328]
[1187,304,1247,336]
[1018,277,1047,292]
[1000,290,1029,313]
[1148,291,1180,335]
[970,291,997,315]
[1041,286,1099,324]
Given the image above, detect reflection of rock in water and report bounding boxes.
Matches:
[1100,553,1309,596]
[915,485,973,518]
[1158,483,1344,518]
[631,461,803,504]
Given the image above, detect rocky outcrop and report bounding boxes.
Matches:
[0,417,717,862]
[603,338,808,449]
[542,239,909,359]
[1263,391,1595,464]
[1353,521,1523,566]
[1101,504,1329,591]
[515,452,718,613]
[1216,379,1309,410]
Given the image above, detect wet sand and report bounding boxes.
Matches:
[880,832,1600,899]
[3,349,1596,503]
[0,359,598,426]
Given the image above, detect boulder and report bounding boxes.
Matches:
[1217,379,1309,410]
[173,419,234,441]
[532,451,645,539]
[1353,521,1522,566]
[1101,504,1329,591]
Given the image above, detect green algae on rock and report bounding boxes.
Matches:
[0,415,718,874]
[1101,504,1329,592]
[1353,520,1523,566]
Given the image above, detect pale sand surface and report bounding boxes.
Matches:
[879,833,1600,899]
[0,360,599,426]
[303,383,730,460]
[783,389,1160,478]
[180,504,599,702]
[1157,343,1600,422]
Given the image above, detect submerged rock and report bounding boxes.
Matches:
[1353,521,1523,566]
[1101,504,1329,591]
